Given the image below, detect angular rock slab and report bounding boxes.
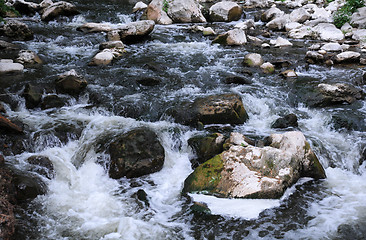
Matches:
[183,131,326,199]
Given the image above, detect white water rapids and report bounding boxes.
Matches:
[2,3,366,239]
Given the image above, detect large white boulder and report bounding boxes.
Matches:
[0,59,24,74]
[350,7,366,28]
[314,23,344,41]
[209,1,243,22]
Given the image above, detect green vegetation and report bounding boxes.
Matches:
[333,0,365,28]
[162,0,169,13]
[0,0,18,22]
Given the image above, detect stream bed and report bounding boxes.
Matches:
[1,0,366,239]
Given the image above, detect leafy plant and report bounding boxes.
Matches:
[0,0,19,22]
[162,0,169,13]
[333,0,365,28]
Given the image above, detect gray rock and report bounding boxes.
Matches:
[76,23,112,33]
[117,20,155,42]
[243,53,264,67]
[0,59,24,74]
[261,6,284,22]
[350,7,366,28]
[321,43,342,52]
[314,23,344,41]
[289,8,311,23]
[334,51,360,63]
[16,50,43,65]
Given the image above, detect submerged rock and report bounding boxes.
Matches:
[13,171,47,202]
[1,20,34,41]
[41,1,80,21]
[271,114,298,128]
[108,128,165,179]
[56,69,87,95]
[26,155,55,179]
[183,131,326,199]
[41,95,67,109]
[22,84,42,109]
[209,1,243,22]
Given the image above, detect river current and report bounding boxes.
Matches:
[1,0,366,239]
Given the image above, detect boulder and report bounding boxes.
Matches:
[183,131,326,198]
[351,29,366,41]
[212,28,247,45]
[99,41,125,50]
[41,95,67,109]
[266,15,290,31]
[39,0,53,9]
[171,94,249,126]
[166,0,206,23]
[1,20,34,41]
[280,69,297,78]
[22,84,42,109]
[16,50,43,65]
[350,7,366,28]
[26,156,55,179]
[314,23,344,41]
[11,0,40,15]
[289,8,310,23]
[13,172,47,202]
[288,26,314,39]
[188,133,225,167]
[308,83,364,107]
[0,115,23,134]
[270,37,293,47]
[243,53,264,67]
[146,0,173,24]
[285,22,302,32]
[260,62,275,74]
[305,51,324,64]
[76,23,112,33]
[334,51,360,63]
[117,20,155,43]
[209,1,243,22]
[271,113,298,128]
[147,0,205,24]
[56,69,87,95]
[261,6,284,22]
[195,94,248,125]
[0,59,24,74]
[108,128,165,179]
[41,1,80,21]
[320,43,342,52]
[235,19,255,30]
[133,1,148,13]
[89,49,123,66]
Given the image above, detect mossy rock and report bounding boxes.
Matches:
[183,154,224,194]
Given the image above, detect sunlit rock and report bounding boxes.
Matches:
[16,50,43,65]
[133,1,148,13]
[183,131,326,198]
[117,20,155,42]
[320,43,342,52]
[350,7,366,28]
[261,6,284,22]
[243,53,264,67]
[334,51,360,63]
[0,59,24,74]
[209,1,242,22]
[76,23,113,33]
[1,20,34,41]
[56,69,87,95]
[41,1,80,21]
[266,15,290,31]
[260,62,275,74]
[213,29,247,45]
[289,8,310,23]
[314,23,344,41]
[270,37,293,47]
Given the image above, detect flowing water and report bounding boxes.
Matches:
[1,0,366,239]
